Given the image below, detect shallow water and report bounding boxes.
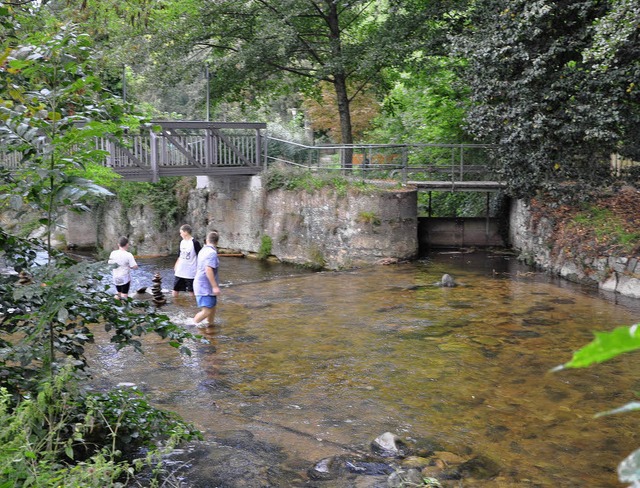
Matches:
[89,252,640,487]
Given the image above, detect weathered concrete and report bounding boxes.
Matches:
[187,175,418,269]
[418,217,505,250]
[264,186,417,268]
[65,175,418,269]
[66,199,180,256]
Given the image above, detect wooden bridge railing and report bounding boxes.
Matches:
[102,121,267,182]
[0,121,267,182]
[1,122,504,190]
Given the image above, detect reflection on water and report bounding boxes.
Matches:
[88,252,640,487]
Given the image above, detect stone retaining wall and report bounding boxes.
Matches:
[509,199,640,299]
[79,175,417,269]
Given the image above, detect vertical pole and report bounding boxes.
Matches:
[150,131,159,183]
[401,146,408,185]
[256,128,263,168]
[122,65,127,103]
[485,192,490,242]
[205,66,210,122]
[263,132,269,168]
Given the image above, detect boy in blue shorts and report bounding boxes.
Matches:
[192,230,220,327]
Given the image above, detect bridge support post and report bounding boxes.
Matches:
[150,131,159,183]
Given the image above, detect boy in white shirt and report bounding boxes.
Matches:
[108,236,139,299]
[172,224,201,297]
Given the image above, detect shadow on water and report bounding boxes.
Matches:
[87,251,640,487]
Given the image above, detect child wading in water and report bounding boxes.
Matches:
[172,224,201,298]
[108,236,139,299]
[192,230,220,327]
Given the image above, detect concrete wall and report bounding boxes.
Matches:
[418,217,505,251]
[187,175,418,269]
[67,175,418,269]
[264,186,417,268]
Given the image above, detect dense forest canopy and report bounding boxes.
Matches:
[453,0,640,197]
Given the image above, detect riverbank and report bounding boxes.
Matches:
[510,186,640,298]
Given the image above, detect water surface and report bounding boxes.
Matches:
[89,252,640,487]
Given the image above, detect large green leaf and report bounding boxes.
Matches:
[554,324,640,370]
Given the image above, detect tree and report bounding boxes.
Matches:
[453,0,640,199]
[102,0,456,164]
[0,9,201,484]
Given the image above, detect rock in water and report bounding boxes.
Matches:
[441,273,456,287]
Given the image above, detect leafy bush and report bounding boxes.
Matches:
[111,178,183,232]
[0,17,202,487]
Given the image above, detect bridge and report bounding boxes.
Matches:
[0,121,505,191]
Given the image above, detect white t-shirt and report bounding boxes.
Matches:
[175,238,199,279]
[108,249,138,286]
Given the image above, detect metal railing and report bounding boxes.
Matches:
[1,122,500,188]
[104,121,267,182]
[265,136,500,186]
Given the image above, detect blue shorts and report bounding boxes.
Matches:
[196,295,217,308]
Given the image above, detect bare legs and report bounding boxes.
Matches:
[194,306,216,327]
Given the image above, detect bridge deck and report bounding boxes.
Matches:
[408,180,506,192]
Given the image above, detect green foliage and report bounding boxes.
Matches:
[264,164,377,195]
[258,235,273,260]
[105,0,455,147]
[0,230,198,391]
[0,379,128,487]
[308,245,326,271]
[0,379,201,487]
[83,386,202,455]
[0,14,202,487]
[111,178,182,231]
[0,15,135,255]
[555,323,640,484]
[368,57,471,145]
[570,207,640,253]
[420,191,490,217]
[453,0,640,198]
[555,324,640,370]
[358,211,381,226]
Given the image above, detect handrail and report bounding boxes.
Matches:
[265,135,496,150]
[264,135,501,188]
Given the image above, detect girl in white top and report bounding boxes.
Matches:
[108,236,139,299]
[172,224,201,297]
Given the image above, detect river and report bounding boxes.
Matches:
[88,250,640,487]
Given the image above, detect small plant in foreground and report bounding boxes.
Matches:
[554,322,640,485]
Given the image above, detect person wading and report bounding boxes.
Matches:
[192,230,221,327]
[172,224,201,298]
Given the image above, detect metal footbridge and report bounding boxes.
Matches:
[1,120,505,191]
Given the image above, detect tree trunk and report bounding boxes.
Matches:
[334,74,354,168]
[325,0,353,168]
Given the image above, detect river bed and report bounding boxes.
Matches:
[88,251,640,487]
